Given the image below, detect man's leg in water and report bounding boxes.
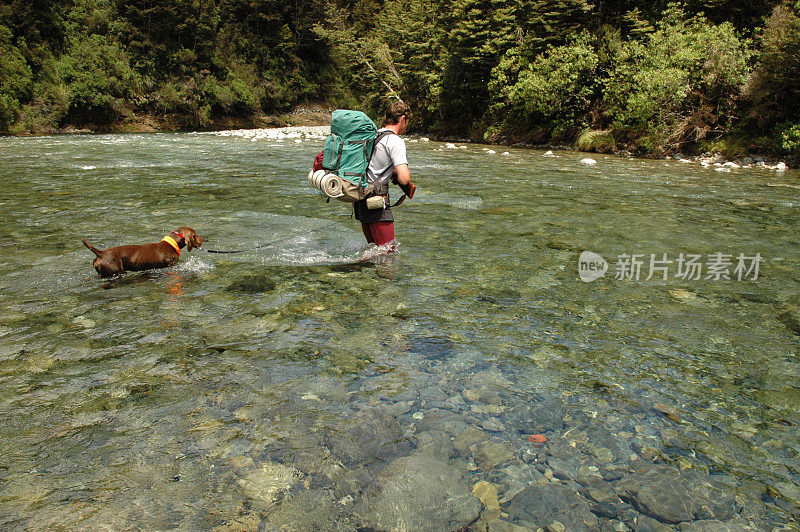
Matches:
[361,221,395,248]
[361,223,375,244]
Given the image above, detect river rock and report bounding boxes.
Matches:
[508,397,566,433]
[613,464,736,524]
[72,315,96,329]
[653,403,684,422]
[454,425,491,455]
[678,519,755,531]
[471,439,514,470]
[327,411,407,466]
[506,483,599,529]
[212,513,261,531]
[547,457,580,481]
[580,158,597,165]
[415,429,454,460]
[631,514,674,532]
[354,454,481,532]
[487,520,538,532]
[473,481,501,511]
[479,417,506,432]
[581,477,631,520]
[260,489,355,531]
[416,409,468,436]
[236,461,299,504]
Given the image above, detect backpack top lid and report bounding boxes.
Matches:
[331,109,377,139]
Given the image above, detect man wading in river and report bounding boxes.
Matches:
[355,100,415,250]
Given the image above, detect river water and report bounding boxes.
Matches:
[0,130,799,530]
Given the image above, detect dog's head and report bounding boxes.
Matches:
[177,227,203,251]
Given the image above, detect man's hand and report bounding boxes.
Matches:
[399,180,416,199]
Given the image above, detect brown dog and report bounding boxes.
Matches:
[82,227,203,278]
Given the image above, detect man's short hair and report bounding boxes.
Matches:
[384,100,411,126]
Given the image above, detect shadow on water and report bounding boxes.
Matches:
[96,270,163,289]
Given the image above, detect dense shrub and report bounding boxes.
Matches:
[57,34,141,124]
[494,31,600,140]
[0,27,33,131]
[778,122,800,156]
[743,2,800,150]
[603,6,752,153]
[206,63,263,116]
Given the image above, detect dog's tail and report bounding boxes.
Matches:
[82,239,103,257]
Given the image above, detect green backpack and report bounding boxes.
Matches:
[322,109,388,189]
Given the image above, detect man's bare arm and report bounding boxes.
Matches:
[394,164,411,186]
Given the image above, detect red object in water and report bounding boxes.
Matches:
[527,434,547,444]
[312,151,324,172]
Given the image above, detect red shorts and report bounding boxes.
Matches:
[361,221,395,248]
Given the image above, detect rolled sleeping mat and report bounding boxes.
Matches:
[308,169,343,198]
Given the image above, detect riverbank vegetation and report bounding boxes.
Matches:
[1,0,798,159]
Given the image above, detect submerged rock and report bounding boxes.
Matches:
[678,519,756,531]
[613,464,736,524]
[355,454,481,532]
[454,425,491,455]
[508,397,566,433]
[506,483,599,530]
[483,519,538,531]
[547,456,580,481]
[414,429,454,460]
[471,439,514,470]
[260,489,355,531]
[327,411,408,466]
[72,315,96,329]
[473,480,501,511]
[236,461,300,504]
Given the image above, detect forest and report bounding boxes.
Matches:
[1,0,799,158]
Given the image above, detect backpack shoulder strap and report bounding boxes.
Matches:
[371,129,393,154]
[375,129,394,142]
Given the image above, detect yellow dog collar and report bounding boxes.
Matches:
[161,235,181,255]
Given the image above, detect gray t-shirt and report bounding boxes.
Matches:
[354,129,408,223]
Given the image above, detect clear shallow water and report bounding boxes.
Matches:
[0,131,799,529]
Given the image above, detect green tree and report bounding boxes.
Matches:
[604,5,752,153]
[116,0,219,77]
[0,24,33,131]
[377,0,448,127]
[744,1,800,141]
[57,33,142,123]
[314,0,404,109]
[491,31,601,141]
[515,0,593,58]
[439,0,517,136]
